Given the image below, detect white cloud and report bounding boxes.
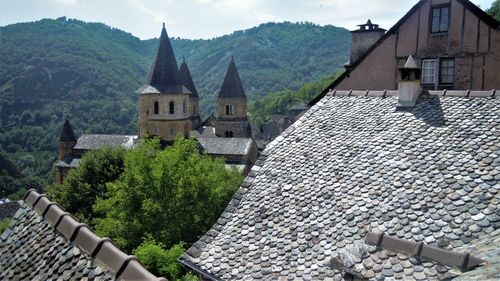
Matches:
[52,0,77,6]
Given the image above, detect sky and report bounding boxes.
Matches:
[0,0,495,40]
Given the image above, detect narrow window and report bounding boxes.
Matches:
[169,101,175,114]
[229,131,234,138]
[431,6,449,33]
[225,104,233,115]
[183,100,187,114]
[422,59,437,84]
[439,58,454,84]
[154,101,159,115]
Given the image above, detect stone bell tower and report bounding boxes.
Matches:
[137,23,193,142]
[215,57,252,138]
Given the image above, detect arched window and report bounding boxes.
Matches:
[224,131,234,138]
[183,100,187,114]
[154,101,159,115]
[169,101,175,114]
[225,104,234,115]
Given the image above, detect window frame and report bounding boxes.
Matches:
[169,101,175,115]
[154,101,159,115]
[420,57,455,90]
[225,104,234,116]
[439,58,455,85]
[430,5,450,34]
[421,59,437,85]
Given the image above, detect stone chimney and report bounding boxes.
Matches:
[397,55,422,109]
[349,20,386,65]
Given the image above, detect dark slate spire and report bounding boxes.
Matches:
[179,58,199,98]
[59,120,76,142]
[219,57,246,99]
[147,24,180,87]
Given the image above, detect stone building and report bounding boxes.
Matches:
[311,0,500,106]
[215,58,252,138]
[54,24,258,183]
[181,1,499,279]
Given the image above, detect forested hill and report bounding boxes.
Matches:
[0,17,349,186]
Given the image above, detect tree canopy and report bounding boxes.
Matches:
[487,0,500,21]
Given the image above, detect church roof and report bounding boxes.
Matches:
[179,59,199,99]
[181,92,499,280]
[59,119,76,142]
[73,134,137,150]
[197,137,254,156]
[0,190,165,280]
[140,24,188,94]
[219,58,246,99]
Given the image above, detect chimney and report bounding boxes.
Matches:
[349,20,386,65]
[397,55,422,109]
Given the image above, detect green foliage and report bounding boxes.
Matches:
[0,218,10,234]
[248,74,340,126]
[0,149,42,198]
[487,0,500,21]
[93,137,243,252]
[46,146,125,224]
[133,236,187,280]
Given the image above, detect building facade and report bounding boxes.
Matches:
[311,0,500,105]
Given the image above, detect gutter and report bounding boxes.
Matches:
[178,257,222,281]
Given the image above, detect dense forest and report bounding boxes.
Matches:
[0,18,350,191]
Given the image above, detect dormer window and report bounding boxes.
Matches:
[225,104,234,116]
[431,6,449,34]
[169,101,175,114]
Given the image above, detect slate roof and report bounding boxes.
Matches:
[181,92,499,280]
[55,157,80,168]
[0,190,165,280]
[73,134,137,150]
[59,119,76,142]
[197,137,253,156]
[190,126,217,138]
[179,59,199,99]
[219,58,246,99]
[138,24,190,95]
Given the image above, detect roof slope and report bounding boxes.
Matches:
[73,134,136,150]
[197,137,253,156]
[219,58,246,99]
[139,24,189,94]
[179,59,199,99]
[310,0,500,106]
[59,119,76,142]
[0,190,165,280]
[182,93,499,280]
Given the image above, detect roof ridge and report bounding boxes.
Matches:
[17,189,166,281]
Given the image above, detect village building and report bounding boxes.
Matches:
[181,0,499,279]
[54,24,258,184]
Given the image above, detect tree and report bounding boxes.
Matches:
[46,146,125,224]
[93,137,243,252]
[487,0,500,21]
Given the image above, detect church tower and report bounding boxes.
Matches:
[215,57,252,138]
[179,58,201,129]
[137,24,192,142]
[58,119,76,160]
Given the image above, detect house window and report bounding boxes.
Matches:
[224,131,234,138]
[169,101,175,114]
[225,104,234,115]
[431,6,449,33]
[154,101,159,115]
[422,59,437,84]
[183,100,187,114]
[440,58,454,84]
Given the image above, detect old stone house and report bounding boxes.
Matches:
[311,0,499,106]
[181,0,499,280]
[55,24,258,183]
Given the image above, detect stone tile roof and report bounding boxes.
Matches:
[73,134,137,150]
[181,92,499,280]
[219,58,246,99]
[54,157,81,168]
[59,119,76,142]
[197,137,253,156]
[190,126,217,138]
[0,190,166,280]
[179,59,199,99]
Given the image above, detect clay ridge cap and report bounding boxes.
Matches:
[21,189,165,281]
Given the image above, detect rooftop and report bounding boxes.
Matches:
[182,92,499,280]
[73,134,137,150]
[197,137,254,156]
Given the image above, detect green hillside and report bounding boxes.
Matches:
[0,17,350,185]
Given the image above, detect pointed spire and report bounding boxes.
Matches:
[146,24,180,87]
[219,57,246,99]
[179,59,199,98]
[404,54,419,69]
[59,119,76,142]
